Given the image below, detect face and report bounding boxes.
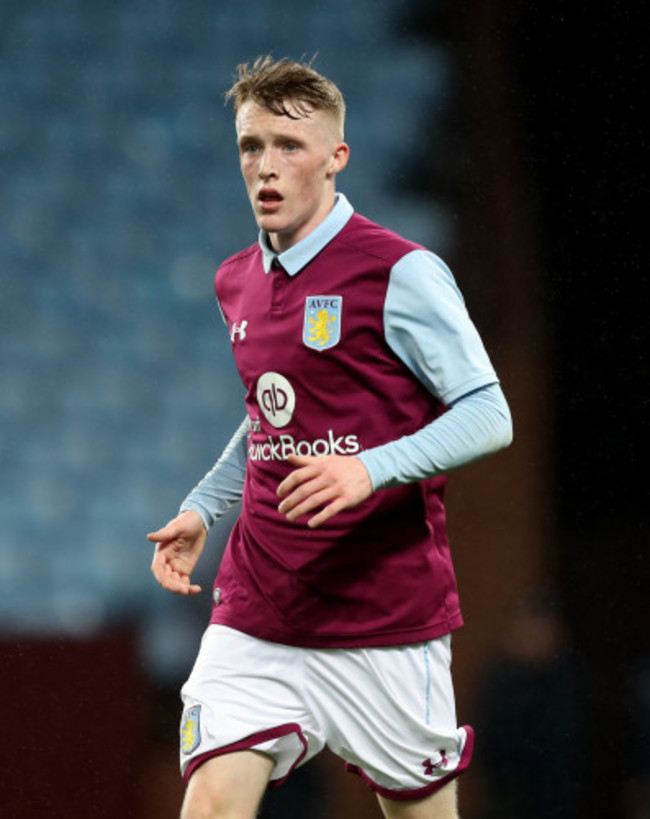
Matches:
[235,100,349,252]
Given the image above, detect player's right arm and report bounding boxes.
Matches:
[147,416,249,594]
[179,415,249,529]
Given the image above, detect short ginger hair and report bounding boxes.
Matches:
[225,55,346,134]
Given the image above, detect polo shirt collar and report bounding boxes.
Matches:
[259,193,354,275]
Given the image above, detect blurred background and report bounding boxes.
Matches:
[1,0,646,816]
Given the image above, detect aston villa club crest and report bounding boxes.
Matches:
[180,705,201,755]
[303,295,342,351]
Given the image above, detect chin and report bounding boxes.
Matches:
[258,214,278,226]
[258,217,288,235]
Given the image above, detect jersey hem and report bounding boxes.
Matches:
[208,612,464,649]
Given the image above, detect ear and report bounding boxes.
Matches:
[327,142,350,176]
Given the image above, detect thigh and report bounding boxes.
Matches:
[378,780,458,819]
[180,626,325,785]
[181,749,274,819]
[307,637,474,799]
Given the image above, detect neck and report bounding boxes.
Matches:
[268,193,338,254]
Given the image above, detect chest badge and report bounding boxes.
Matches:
[303,295,342,351]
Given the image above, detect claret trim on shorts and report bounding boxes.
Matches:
[345,725,475,801]
[183,722,309,786]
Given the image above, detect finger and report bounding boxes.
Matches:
[169,580,202,595]
[307,499,346,529]
[283,487,334,521]
[286,453,314,467]
[278,473,330,513]
[150,556,172,587]
[152,561,202,595]
[277,464,319,499]
[162,576,203,595]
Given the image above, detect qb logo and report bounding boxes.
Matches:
[256,372,296,429]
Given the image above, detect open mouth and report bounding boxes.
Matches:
[258,188,283,205]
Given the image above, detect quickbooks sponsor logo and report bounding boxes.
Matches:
[253,372,359,459]
[248,430,360,461]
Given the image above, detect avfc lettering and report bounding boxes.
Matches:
[249,430,360,461]
[307,297,340,310]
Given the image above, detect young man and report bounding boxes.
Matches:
[148,56,512,819]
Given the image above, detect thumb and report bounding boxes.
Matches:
[146,521,179,543]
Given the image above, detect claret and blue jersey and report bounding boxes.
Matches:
[182,194,507,649]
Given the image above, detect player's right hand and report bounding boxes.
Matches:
[147,510,207,595]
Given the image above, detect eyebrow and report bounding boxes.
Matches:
[237,131,307,147]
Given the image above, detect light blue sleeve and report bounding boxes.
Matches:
[179,416,248,530]
[356,250,512,490]
[384,249,498,404]
[357,383,512,490]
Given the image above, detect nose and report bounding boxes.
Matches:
[257,149,277,180]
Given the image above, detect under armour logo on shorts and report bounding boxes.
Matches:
[422,750,448,776]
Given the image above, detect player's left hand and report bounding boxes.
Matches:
[277,453,373,528]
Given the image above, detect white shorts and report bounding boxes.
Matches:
[180,625,473,800]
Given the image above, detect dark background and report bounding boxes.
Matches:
[515,3,647,539]
[514,7,649,814]
[477,5,649,815]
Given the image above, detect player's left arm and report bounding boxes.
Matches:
[277,250,512,528]
[277,384,510,527]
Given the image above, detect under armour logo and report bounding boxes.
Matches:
[422,751,448,776]
[230,320,248,342]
